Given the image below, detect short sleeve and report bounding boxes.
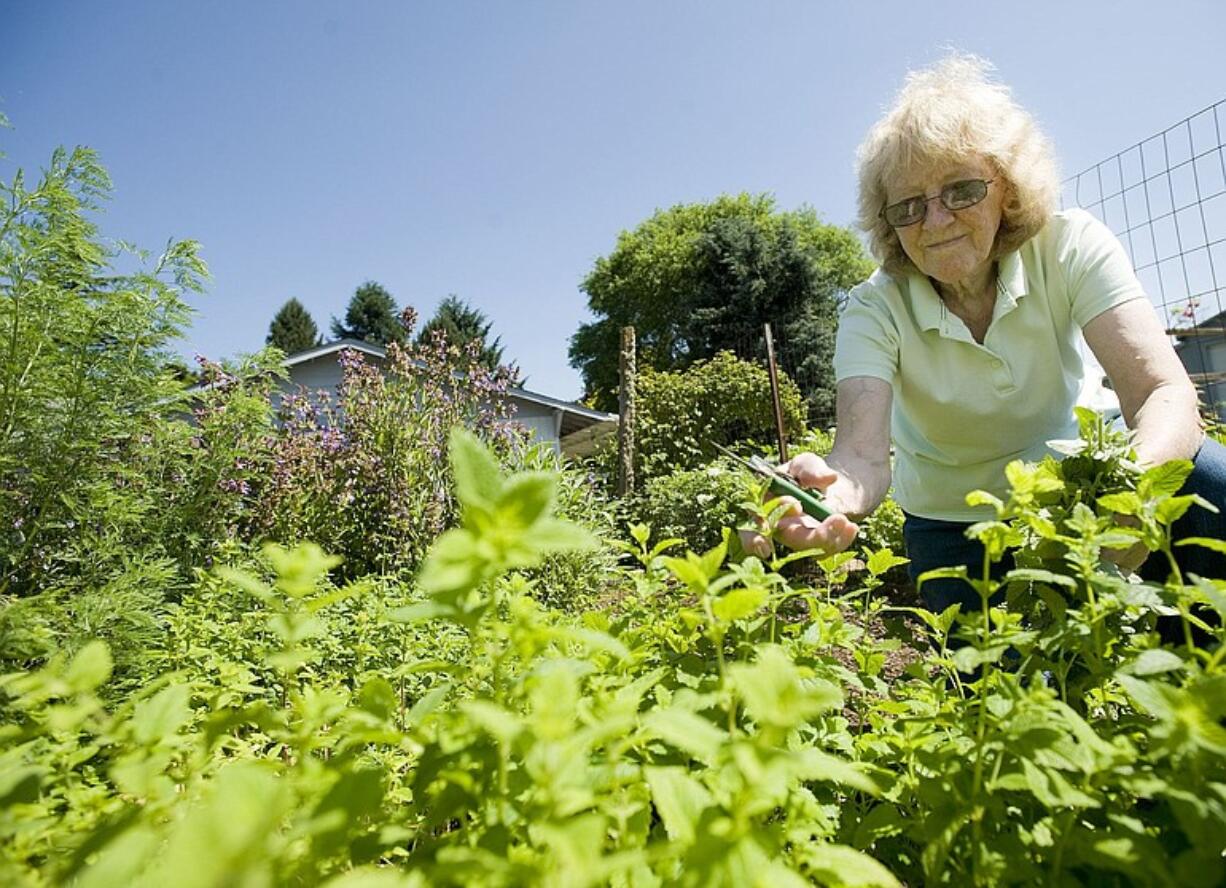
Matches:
[1057,208,1148,328]
[834,279,900,383]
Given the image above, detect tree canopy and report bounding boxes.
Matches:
[266,297,320,355]
[568,193,875,417]
[330,281,405,346]
[417,295,508,373]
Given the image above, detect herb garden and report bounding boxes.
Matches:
[3,147,1226,888]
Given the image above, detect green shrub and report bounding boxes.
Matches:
[628,457,756,552]
[634,350,807,481]
[0,146,203,598]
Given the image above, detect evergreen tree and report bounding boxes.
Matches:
[330,281,404,346]
[266,297,320,354]
[417,295,507,371]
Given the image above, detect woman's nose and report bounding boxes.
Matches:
[924,198,956,227]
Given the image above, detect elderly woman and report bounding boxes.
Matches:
[756,55,1226,611]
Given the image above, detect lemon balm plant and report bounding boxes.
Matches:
[3,420,1226,885]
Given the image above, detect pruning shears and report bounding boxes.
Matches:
[711,442,834,521]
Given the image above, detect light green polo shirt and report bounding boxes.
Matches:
[834,209,1146,521]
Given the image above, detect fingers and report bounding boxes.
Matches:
[741,513,859,558]
[779,452,838,490]
[775,512,859,554]
[737,528,773,559]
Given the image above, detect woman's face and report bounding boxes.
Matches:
[883,156,1006,289]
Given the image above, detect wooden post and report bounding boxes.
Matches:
[617,326,637,496]
[763,323,789,464]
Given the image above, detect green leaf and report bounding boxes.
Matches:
[1116,674,1175,718]
[0,762,43,806]
[1098,492,1140,516]
[357,677,398,720]
[852,805,906,849]
[131,684,193,746]
[459,700,523,744]
[965,489,1003,510]
[1124,649,1186,677]
[713,586,768,622]
[793,749,879,794]
[384,601,455,623]
[263,543,343,598]
[1155,494,1197,526]
[1004,568,1076,589]
[418,528,487,595]
[799,843,902,887]
[449,427,503,507]
[495,473,556,531]
[1178,536,1226,554]
[728,645,842,729]
[697,534,729,579]
[530,517,597,555]
[644,766,713,844]
[65,641,113,693]
[642,708,725,764]
[1138,459,1193,499]
[662,556,710,593]
[916,565,968,596]
[406,683,451,728]
[952,644,1010,674]
[865,548,909,577]
[1019,758,1098,809]
[320,867,419,887]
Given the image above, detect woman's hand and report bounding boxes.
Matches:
[738,452,860,559]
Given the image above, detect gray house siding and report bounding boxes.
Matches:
[1172,309,1226,422]
[1175,335,1226,421]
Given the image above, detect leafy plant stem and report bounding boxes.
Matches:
[969,549,994,884]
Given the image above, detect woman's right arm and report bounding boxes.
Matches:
[821,376,893,521]
[761,376,893,554]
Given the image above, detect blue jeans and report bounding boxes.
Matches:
[903,436,1226,613]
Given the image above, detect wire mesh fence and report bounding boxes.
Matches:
[1059,98,1226,418]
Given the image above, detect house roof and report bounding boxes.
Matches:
[285,339,617,435]
[1170,306,1226,341]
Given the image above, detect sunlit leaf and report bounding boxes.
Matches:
[449,426,503,507]
[644,766,712,844]
[64,641,113,694]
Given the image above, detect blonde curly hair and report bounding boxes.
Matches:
[856,54,1060,275]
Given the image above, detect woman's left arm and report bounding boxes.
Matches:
[1082,299,1204,467]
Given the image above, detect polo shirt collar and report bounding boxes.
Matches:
[908,250,1028,333]
[909,274,944,332]
[995,249,1027,312]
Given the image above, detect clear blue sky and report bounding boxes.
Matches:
[4,1,1224,398]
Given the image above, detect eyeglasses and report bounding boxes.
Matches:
[880,178,996,228]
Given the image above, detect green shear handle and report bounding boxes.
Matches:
[711,443,834,521]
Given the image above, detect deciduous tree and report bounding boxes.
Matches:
[568,193,874,418]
